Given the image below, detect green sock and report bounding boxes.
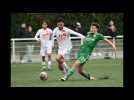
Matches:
[64,68,75,80]
[81,73,91,80]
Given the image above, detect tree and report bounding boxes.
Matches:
[11,13,123,37]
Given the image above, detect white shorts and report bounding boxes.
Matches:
[58,48,71,59]
[40,46,52,56]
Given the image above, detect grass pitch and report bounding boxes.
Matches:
[11,59,123,87]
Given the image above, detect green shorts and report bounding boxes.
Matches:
[76,53,91,64]
[76,45,93,64]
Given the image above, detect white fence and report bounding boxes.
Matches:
[11,36,123,63]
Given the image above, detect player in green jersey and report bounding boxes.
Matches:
[61,22,116,81]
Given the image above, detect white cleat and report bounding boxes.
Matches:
[48,63,52,70]
[60,77,66,81]
[90,76,96,80]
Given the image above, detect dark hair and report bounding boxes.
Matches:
[26,23,32,27]
[91,22,100,30]
[57,17,64,23]
[42,20,48,24]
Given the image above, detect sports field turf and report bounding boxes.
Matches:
[11,59,123,87]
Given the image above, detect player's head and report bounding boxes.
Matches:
[109,20,114,25]
[42,21,48,29]
[57,18,64,30]
[90,22,100,33]
[27,24,32,32]
[25,24,32,32]
[21,23,26,28]
[76,22,81,28]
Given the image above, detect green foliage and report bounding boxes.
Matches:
[11,13,123,37]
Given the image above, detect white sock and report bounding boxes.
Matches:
[48,61,51,66]
[63,62,69,70]
[62,67,67,74]
[48,61,52,69]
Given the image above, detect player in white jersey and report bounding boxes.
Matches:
[35,21,53,70]
[53,18,85,75]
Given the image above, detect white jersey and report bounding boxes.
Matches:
[53,27,85,49]
[35,28,53,47]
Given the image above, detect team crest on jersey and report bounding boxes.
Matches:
[42,30,51,38]
[86,38,95,42]
[58,30,68,40]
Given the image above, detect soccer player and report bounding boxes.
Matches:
[35,21,53,70]
[60,22,116,81]
[53,18,85,75]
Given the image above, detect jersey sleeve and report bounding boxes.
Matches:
[34,30,40,41]
[52,27,57,37]
[52,28,57,46]
[66,27,85,38]
[99,33,105,40]
[49,29,53,40]
[49,29,54,46]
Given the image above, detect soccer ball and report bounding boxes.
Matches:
[39,72,48,80]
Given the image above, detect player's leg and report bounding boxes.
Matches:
[47,47,52,70]
[42,56,46,64]
[47,53,52,69]
[56,50,69,74]
[63,55,89,80]
[40,47,47,70]
[61,60,96,81]
[56,49,69,74]
[76,54,96,80]
[63,49,71,70]
[78,64,96,80]
[61,60,80,81]
[64,60,91,80]
[61,52,95,81]
[56,53,68,74]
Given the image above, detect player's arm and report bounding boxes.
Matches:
[52,28,57,38]
[104,38,116,51]
[67,27,85,44]
[34,30,40,42]
[52,28,57,47]
[50,30,55,47]
[67,28,85,38]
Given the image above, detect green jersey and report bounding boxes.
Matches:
[76,32,105,64]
